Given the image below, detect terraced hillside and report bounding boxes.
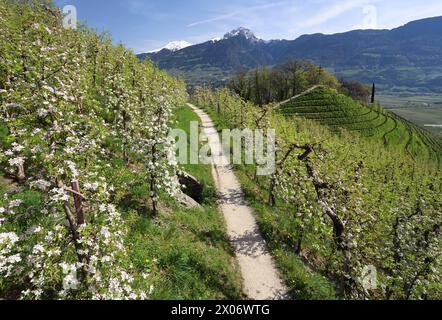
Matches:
[278,87,442,167]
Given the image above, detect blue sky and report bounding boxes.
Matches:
[55,0,442,53]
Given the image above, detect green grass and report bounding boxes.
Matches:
[0,121,8,148]
[0,176,13,198]
[279,87,442,167]
[203,107,337,300]
[127,104,242,299]
[126,202,242,300]
[172,105,217,202]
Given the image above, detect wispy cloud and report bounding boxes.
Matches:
[187,1,291,27]
[293,0,375,30]
[187,12,239,27]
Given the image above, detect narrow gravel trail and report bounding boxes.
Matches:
[187,103,289,300]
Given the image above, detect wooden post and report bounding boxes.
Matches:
[240,101,244,127]
[71,181,85,225]
[371,83,376,104]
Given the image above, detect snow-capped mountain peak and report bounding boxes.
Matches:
[223,27,259,41]
[163,40,192,51]
[148,40,192,53]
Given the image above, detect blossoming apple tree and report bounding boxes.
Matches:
[0,0,186,299]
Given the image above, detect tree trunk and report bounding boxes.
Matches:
[295,232,303,255]
[71,181,84,225]
[17,163,26,183]
[268,184,276,206]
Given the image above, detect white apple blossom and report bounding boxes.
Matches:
[9,199,23,208]
[8,157,25,167]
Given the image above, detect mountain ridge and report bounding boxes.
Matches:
[138,16,442,94]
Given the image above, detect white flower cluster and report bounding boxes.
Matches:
[0,232,21,277]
